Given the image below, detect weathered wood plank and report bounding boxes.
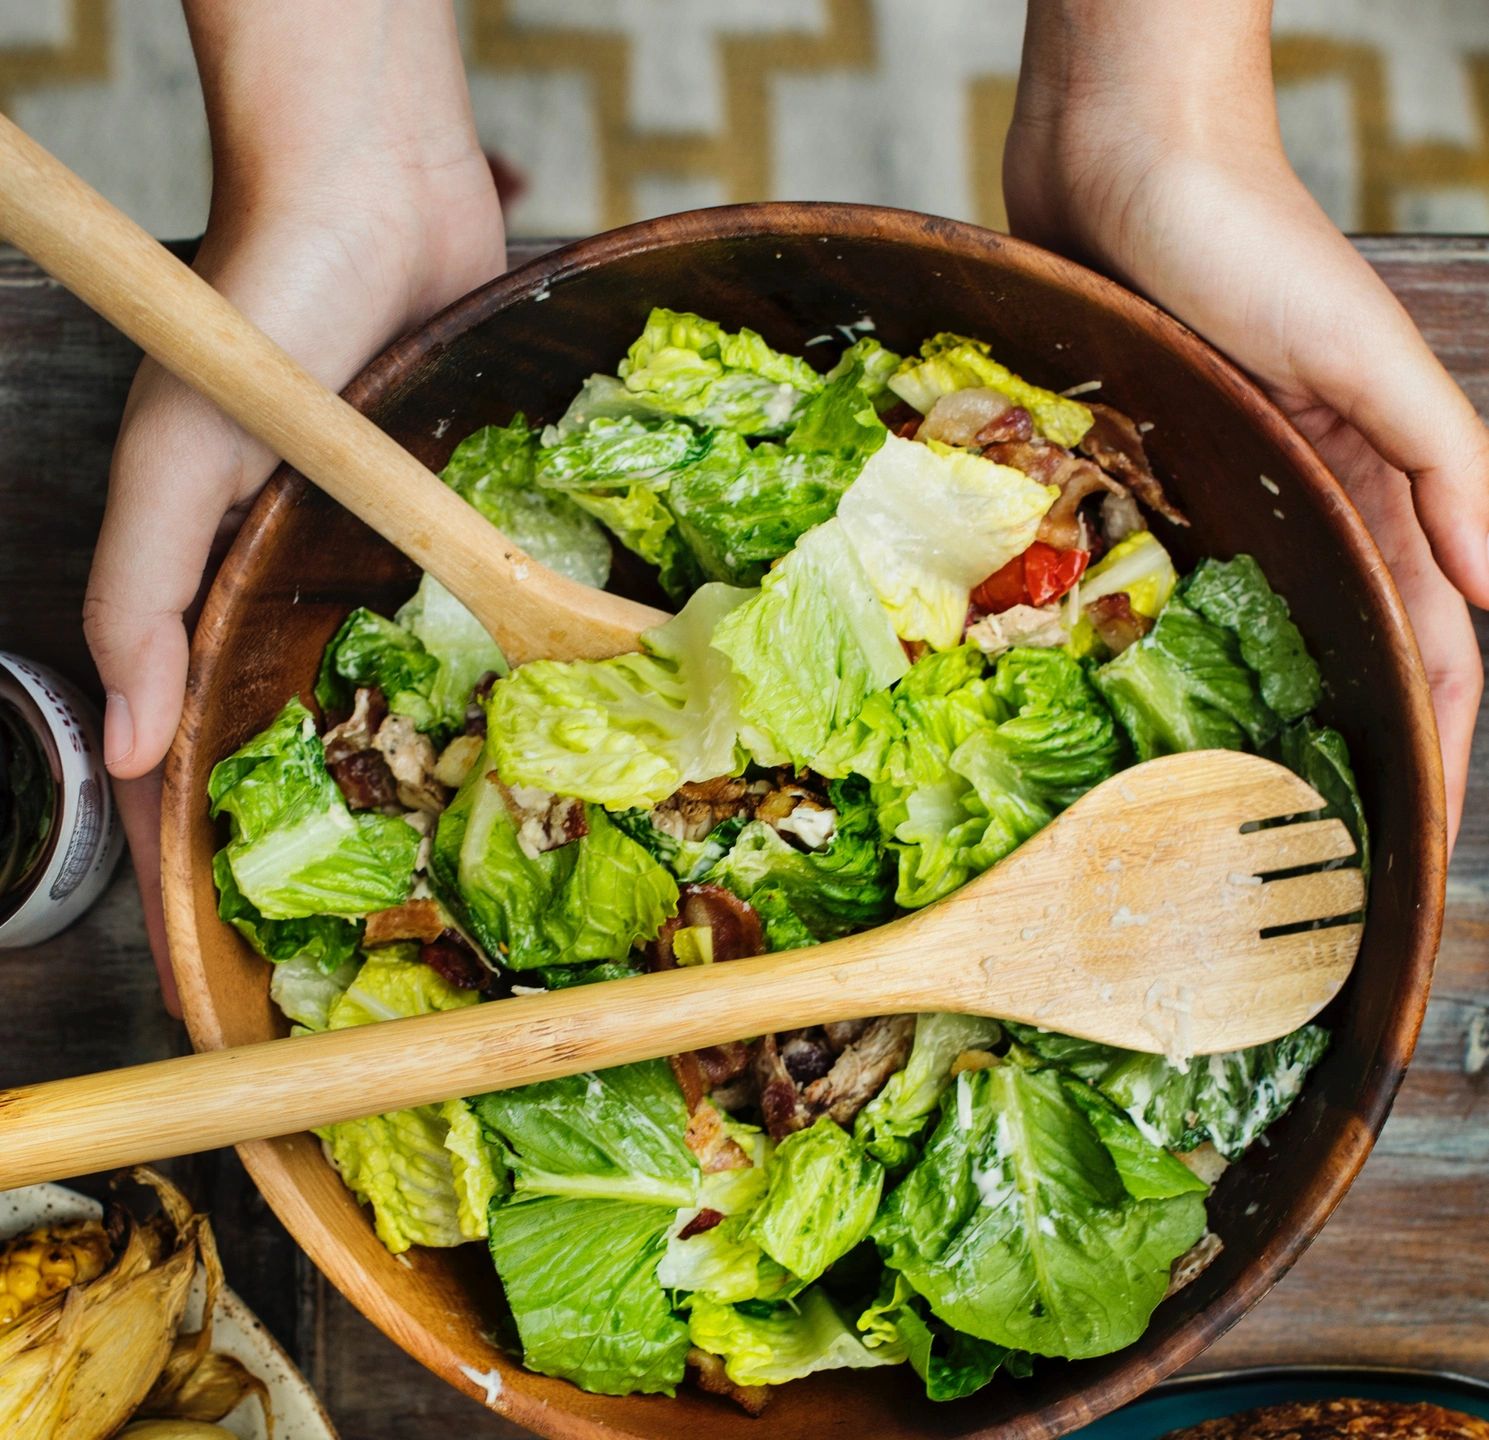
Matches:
[0,236,1485,1433]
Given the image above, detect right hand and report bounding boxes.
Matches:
[85,115,505,1009]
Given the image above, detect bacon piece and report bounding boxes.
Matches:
[1078,402,1188,526]
[419,929,489,989]
[689,1348,770,1417]
[677,1208,726,1239]
[918,387,1015,447]
[1087,592,1154,655]
[323,685,387,762]
[329,749,399,811]
[684,1106,750,1173]
[697,1042,751,1089]
[878,400,922,439]
[669,1051,708,1112]
[649,884,764,970]
[975,405,1034,446]
[364,898,445,947]
[753,1033,814,1140]
[1036,458,1121,550]
[803,1015,916,1126]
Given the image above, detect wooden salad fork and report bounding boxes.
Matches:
[0,113,666,664]
[0,750,1365,1189]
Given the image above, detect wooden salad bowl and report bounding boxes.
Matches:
[161,203,1446,1440]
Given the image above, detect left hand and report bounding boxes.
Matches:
[1004,12,1485,847]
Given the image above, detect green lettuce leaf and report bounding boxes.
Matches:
[835,434,1055,649]
[688,1288,905,1387]
[439,416,612,587]
[712,519,909,766]
[212,848,362,969]
[209,699,419,919]
[1180,556,1321,721]
[1059,1078,1209,1200]
[475,1060,697,1395]
[702,778,895,940]
[1093,595,1279,759]
[872,1063,1207,1359]
[820,646,1119,909]
[1005,1022,1331,1160]
[667,430,866,587]
[855,1012,1004,1170]
[487,1195,691,1395]
[745,1118,883,1286]
[784,338,897,457]
[543,372,673,441]
[1277,719,1370,878]
[313,950,483,1252]
[617,307,823,436]
[486,583,756,808]
[750,887,821,952]
[471,1059,697,1207]
[610,809,748,883]
[430,753,677,968]
[268,950,360,1032]
[887,332,1093,446]
[859,1272,1024,1401]
[443,1098,509,1240]
[392,574,510,724]
[536,413,704,491]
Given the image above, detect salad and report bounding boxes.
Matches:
[207,310,1368,1411]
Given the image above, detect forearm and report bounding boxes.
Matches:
[1016,0,1277,148]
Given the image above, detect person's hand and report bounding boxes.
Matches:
[83,3,505,1008]
[1007,0,1485,847]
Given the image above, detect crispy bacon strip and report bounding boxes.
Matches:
[1078,402,1188,526]
[649,884,764,970]
[419,929,490,990]
[753,1033,815,1140]
[1087,592,1153,655]
[329,749,399,811]
[684,1104,751,1173]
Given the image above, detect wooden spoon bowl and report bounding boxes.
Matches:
[162,204,1445,1440]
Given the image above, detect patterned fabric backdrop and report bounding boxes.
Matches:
[3,0,1489,240]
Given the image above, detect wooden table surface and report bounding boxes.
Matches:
[1,236,1486,1435]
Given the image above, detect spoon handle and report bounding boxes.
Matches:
[0,112,661,663]
[0,934,940,1189]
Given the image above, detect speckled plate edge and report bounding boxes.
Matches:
[1071,1365,1489,1437]
[0,1182,339,1440]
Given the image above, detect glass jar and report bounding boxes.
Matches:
[0,652,123,947]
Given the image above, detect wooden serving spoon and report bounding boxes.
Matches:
[0,750,1365,1189]
[0,113,666,664]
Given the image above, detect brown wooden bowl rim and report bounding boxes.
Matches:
[162,201,1447,1440]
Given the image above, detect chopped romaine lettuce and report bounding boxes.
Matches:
[392,575,509,722]
[209,699,419,919]
[835,434,1055,649]
[873,1063,1207,1359]
[429,752,677,969]
[611,809,748,884]
[438,416,612,587]
[888,333,1093,446]
[1277,719,1369,876]
[785,339,898,457]
[487,1195,691,1395]
[745,1118,884,1286]
[1007,1022,1331,1161]
[688,1288,905,1387]
[859,1272,1026,1401]
[712,519,909,766]
[213,848,362,970]
[1180,556,1321,721]
[820,646,1119,908]
[855,1013,1004,1170]
[536,414,704,491]
[543,372,671,442]
[442,1098,508,1240]
[313,950,482,1252]
[618,308,823,436]
[703,778,894,940]
[486,583,756,808]
[472,1060,697,1207]
[268,950,360,1032]
[1093,596,1279,758]
[475,1060,697,1395]
[668,431,865,586]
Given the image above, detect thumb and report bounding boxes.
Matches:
[84,364,267,778]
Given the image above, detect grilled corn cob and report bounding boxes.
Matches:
[0,1217,113,1326]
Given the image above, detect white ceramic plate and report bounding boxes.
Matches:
[0,1182,338,1440]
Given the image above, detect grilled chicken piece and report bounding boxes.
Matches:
[802,1015,916,1126]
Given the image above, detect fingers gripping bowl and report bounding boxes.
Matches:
[162,205,1444,1440]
